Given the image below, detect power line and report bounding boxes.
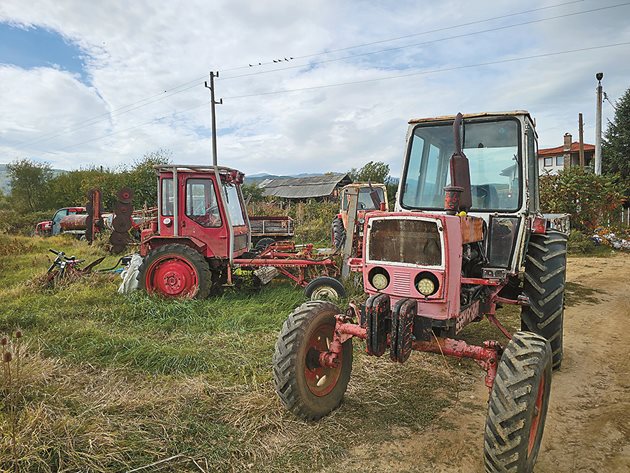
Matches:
[220,1,630,82]
[41,41,630,153]
[12,0,589,150]
[222,42,630,100]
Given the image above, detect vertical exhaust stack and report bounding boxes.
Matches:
[444,112,472,214]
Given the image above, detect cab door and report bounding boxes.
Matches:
[51,209,68,235]
[180,176,229,258]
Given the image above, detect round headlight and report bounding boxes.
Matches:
[416,278,435,296]
[371,273,389,290]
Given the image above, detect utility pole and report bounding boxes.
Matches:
[578,113,586,167]
[594,72,603,175]
[204,71,223,167]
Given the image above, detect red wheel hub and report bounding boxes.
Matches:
[528,374,546,456]
[304,323,342,397]
[146,256,199,297]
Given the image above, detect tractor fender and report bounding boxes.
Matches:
[140,235,210,258]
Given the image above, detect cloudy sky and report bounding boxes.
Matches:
[1,0,629,177]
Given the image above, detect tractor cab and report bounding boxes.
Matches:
[397,111,540,276]
[141,165,250,261]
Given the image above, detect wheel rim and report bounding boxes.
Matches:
[528,374,546,456]
[146,255,199,297]
[310,285,339,301]
[303,322,342,396]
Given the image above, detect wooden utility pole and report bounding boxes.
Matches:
[579,113,586,167]
[595,72,603,175]
[204,71,223,167]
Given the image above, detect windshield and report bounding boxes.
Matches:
[343,187,386,210]
[222,183,246,226]
[401,119,521,211]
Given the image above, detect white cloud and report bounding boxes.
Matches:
[0,0,629,176]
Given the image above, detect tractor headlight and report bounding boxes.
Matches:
[368,268,389,290]
[415,272,439,296]
[416,278,435,296]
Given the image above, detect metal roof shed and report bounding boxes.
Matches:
[259,173,352,199]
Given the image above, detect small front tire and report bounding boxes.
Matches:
[304,276,346,301]
[484,331,552,473]
[273,301,353,421]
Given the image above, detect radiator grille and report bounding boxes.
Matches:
[392,270,411,293]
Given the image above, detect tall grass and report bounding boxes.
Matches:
[0,234,518,471]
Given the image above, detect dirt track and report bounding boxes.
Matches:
[336,254,630,472]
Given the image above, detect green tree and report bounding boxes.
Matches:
[602,86,630,199]
[125,149,171,208]
[7,159,53,211]
[539,166,623,230]
[348,161,390,184]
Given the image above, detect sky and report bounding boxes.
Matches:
[0,0,629,177]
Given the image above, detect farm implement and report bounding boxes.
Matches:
[273,111,568,472]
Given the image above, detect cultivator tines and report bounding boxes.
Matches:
[110,187,134,254]
[390,299,415,363]
[365,293,389,357]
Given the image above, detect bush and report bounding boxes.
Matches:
[0,210,53,236]
[539,167,624,231]
[567,231,597,254]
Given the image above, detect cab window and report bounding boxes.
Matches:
[186,179,222,227]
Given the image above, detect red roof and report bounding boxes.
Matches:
[538,141,594,157]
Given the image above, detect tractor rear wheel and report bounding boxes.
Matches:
[138,244,212,298]
[484,331,552,473]
[273,301,353,421]
[331,217,345,250]
[521,230,567,369]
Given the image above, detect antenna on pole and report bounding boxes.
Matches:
[204,71,223,167]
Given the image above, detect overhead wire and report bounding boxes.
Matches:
[45,41,630,153]
[12,0,593,150]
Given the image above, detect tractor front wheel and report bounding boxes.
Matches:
[304,276,346,301]
[138,244,212,298]
[273,301,353,420]
[484,331,552,473]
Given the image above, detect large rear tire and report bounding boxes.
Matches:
[273,301,352,421]
[138,244,212,298]
[484,331,552,473]
[521,230,567,370]
[331,217,345,250]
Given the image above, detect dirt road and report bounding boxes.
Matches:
[336,254,630,472]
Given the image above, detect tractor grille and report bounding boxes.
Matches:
[368,218,442,266]
[391,270,411,293]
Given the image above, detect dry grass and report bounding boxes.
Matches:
[0,234,526,472]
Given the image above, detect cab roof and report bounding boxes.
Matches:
[408,111,532,124]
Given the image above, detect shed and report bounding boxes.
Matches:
[258,173,352,200]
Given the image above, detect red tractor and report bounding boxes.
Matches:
[138,165,341,299]
[273,112,567,472]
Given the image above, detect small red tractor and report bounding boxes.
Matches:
[273,111,567,472]
[331,182,388,251]
[138,165,342,299]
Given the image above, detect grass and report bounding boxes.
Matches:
[0,233,560,472]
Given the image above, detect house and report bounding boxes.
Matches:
[538,133,594,175]
[258,173,352,201]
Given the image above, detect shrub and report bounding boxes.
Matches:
[0,210,53,236]
[567,231,597,254]
[539,167,624,231]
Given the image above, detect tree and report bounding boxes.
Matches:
[7,159,53,211]
[348,161,390,184]
[539,166,623,230]
[602,86,630,198]
[125,149,171,208]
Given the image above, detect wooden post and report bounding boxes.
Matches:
[341,187,359,280]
